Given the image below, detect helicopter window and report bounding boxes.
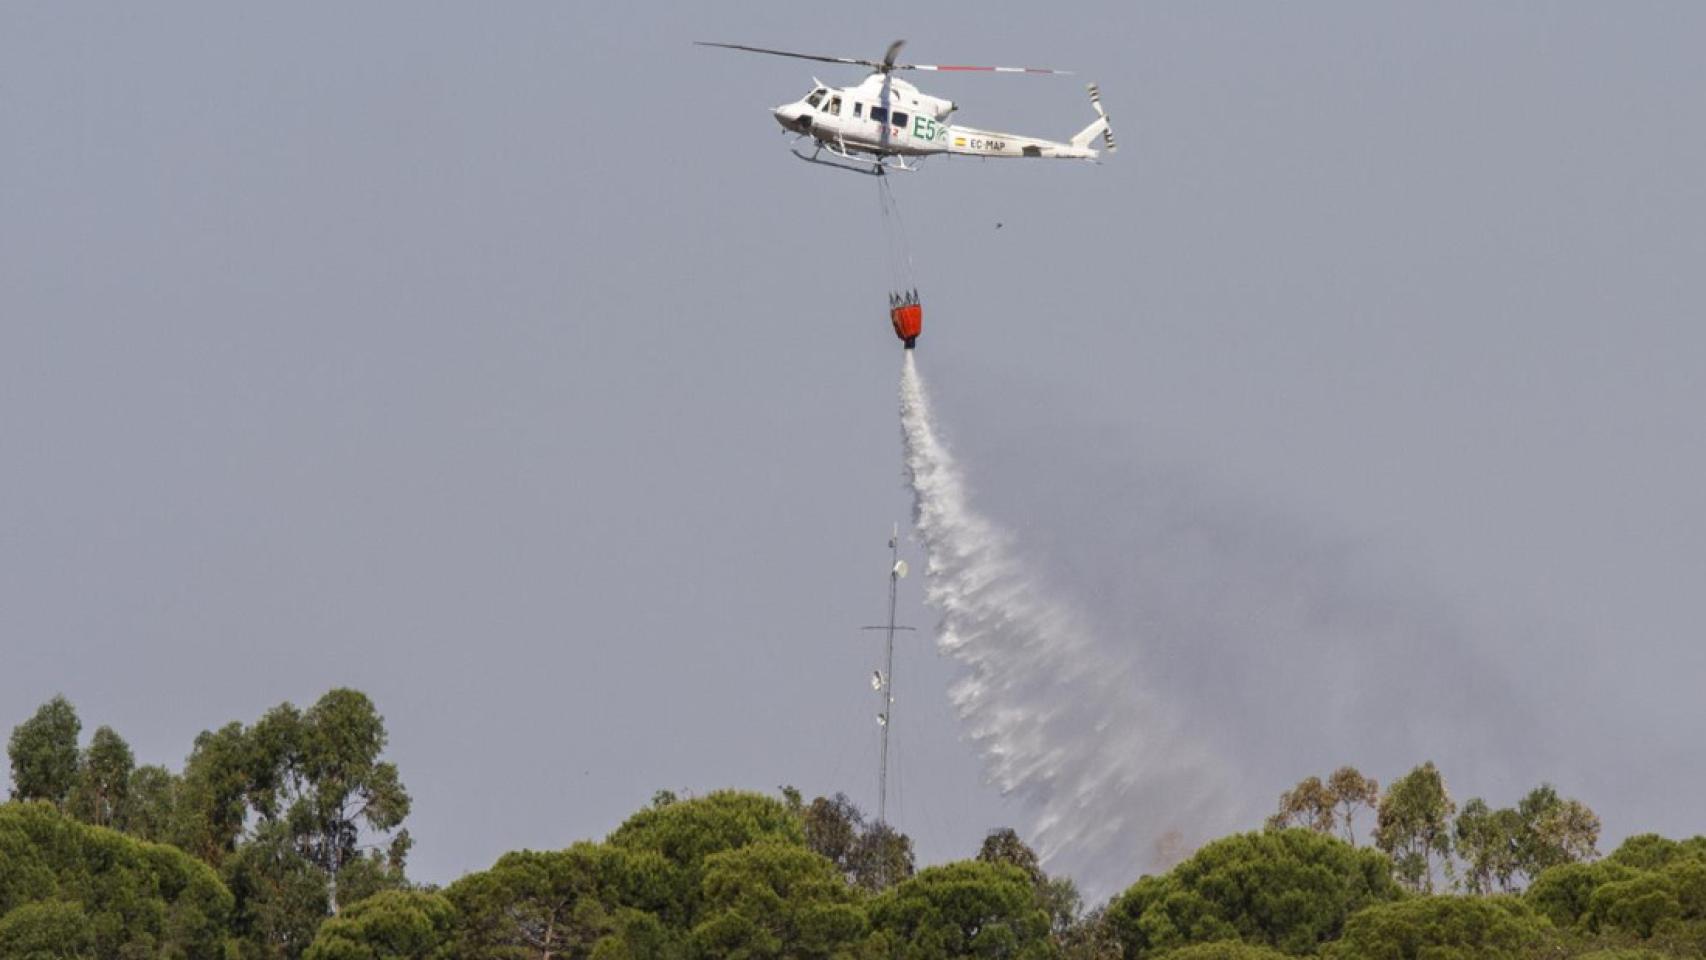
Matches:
[891,110,909,127]
[870,106,888,124]
[805,89,825,108]
[826,95,842,116]
[853,102,863,118]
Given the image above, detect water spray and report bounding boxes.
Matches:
[898,351,1238,897]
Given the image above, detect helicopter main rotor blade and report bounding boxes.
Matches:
[694,41,883,70]
[697,39,1070,76]
[901,62,1073,75]
[882,39,905,71]
[879,69,893,153]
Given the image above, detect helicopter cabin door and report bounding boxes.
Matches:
[870,105,911,151]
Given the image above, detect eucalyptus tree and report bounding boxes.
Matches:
[1375,762,1456,893]
[68,724,134,827]
[1327,766,1380,846]
[7,695,81,808]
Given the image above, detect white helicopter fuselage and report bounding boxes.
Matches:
[774,74,1107,162]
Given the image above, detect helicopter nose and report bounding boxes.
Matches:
[773,104,810,132]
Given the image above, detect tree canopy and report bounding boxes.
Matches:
[1374,762,1456,893]
[301,890,456,960]
[1325,895,1550,960]
[0,802,233,959]
[7,696,81,808]
[11,690,1706,960]
[801,792,917,892]
[867,860,1053,960]
[447,842,672,959]
[1106,828,1403,957]
[692,839,868,959]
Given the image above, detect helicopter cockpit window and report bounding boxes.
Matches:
[826,95,842,116]
[805,88,825,108]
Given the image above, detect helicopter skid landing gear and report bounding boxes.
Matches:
[789,139,916,177]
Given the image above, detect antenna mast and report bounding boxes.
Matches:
[862,522,914,825]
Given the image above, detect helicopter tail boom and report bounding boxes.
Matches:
[946,80,1113,160]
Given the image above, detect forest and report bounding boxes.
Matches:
[4,687,1703,959]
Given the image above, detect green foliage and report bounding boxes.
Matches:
[448,842,675,959]
[1606,835,1706,872]
[804,795,863,876]
[1266,778,1335,836]
[1517,785,1601,877]
[1453,798,1525,894]
[1665,858,1706,920]
[799,793,917,892]
[690,840,867,959]
[285,689,412,904]
[1373,762,1455,893]
[850,821,917,893]
[1324,895,1549,960]
[0,801,233,959]
[7,696,81,808]
[868,860,1052,960]
[14,698,1695,960]
[608,789,805,925]
[1520,840,1706,958]
[1152,943,1291,960]
[2,688,417,960]
[588,908,681,960]
[974,827,1081,935]
[1106,828,1401,957]
[1039,875,1084,937]
[224,821,333,960]
[335,844,414,911]
[121,763,180,843]
[979,828,1046,888]
[0,899,95,959]
[1586,873,1680,938]
[1526,862,1641,929]
[175,720,256,864]
[171,687,413,929]
[610,790,803,868]
[1056,905,1120,960]
[1266,769,1382,848]
[67,724,134,828]
[302,890,456,960]
[1324,769,1379,848]
[1587,861,1706,941]
[1570,950,1679,960]
[1376,777,1602,895]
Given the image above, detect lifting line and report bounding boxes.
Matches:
[877,174,919,308]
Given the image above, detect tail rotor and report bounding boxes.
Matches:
[1087,83,1117,153]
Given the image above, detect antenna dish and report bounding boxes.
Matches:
[894,560,909,579]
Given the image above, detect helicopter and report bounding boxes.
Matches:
[697,39,1116,175]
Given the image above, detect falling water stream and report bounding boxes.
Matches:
[898,352,1238,897]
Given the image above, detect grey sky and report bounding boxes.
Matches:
[4,2,1704,895]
